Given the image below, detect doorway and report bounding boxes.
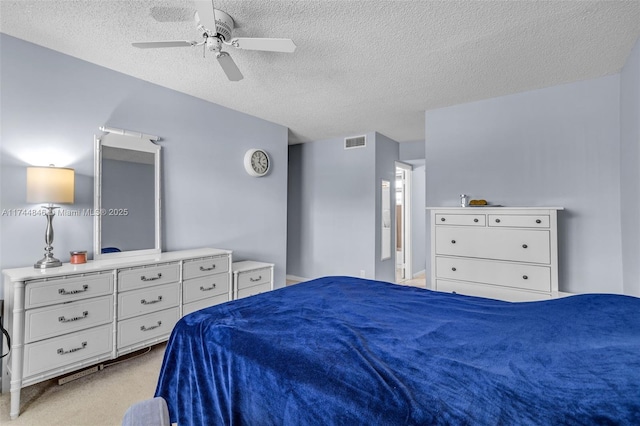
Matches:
[395,162,412,283]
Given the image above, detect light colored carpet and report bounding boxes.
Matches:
[0,343,166,426]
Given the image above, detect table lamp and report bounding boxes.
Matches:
[27,165,75,268]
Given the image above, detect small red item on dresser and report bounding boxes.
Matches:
[70,251,87,264]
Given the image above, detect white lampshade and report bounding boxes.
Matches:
[27,166,75,204]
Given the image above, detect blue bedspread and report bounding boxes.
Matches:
[155,276,640,425]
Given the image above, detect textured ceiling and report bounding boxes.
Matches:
[1,1,639,144]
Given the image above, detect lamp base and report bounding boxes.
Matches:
[34,205,63,269]
[34,255,63,269]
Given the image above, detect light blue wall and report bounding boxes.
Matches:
[399,140,426,161]
[287,134,376,279]
[620,36,640,297]
[425,75,623,295]
[287,132,399,281]
[0,34,289,291]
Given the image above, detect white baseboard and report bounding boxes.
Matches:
[286,274,310,283]
[413,270,426,279]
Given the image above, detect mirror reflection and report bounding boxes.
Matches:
[101,146,155,252]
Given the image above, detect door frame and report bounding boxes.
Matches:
[395,161,413,281]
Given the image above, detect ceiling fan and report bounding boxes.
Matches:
[132,0,296,81]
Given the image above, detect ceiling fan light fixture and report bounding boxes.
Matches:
[206,36,222,52]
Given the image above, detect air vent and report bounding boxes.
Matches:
[344,135,366,149]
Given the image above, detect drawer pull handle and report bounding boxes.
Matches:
[200,284,217,292]
[473,218,479,223]
[522,244,528,249]
[451,267,457,272]
[141,321,162,332]
[250,276,262,282]
[536,219,542,224]
[141,296,163,305]
[140,273,162,282]
[57,341,87,355]
[440,218,446,222]
[523,275,529,280]
[59,311,88,323]
[58,285,88,295]
[451,240,456,244]
[495,218,501,223]
[200,265,216,271]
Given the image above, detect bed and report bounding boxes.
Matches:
[155,276,640,425]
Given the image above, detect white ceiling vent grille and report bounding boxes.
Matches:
[344,135,366,149]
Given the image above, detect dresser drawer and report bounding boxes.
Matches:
[183,293,230,316]
[183,256,229,280]
[236,268,272,290]
[118,263,180,291]
[436,279,553,302]
[25,295,114,344]
[488,214,549,228]
[237,282,272,299]
[25,273,114,309]
[118,282,179,320]
[436,257,551,292]
[183,274,229,304]
[435,214,486,226]
[23,323,113,378]
[435,227,551,264]
[117,307,179,349]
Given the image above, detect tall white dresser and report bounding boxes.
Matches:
[1,247,231,420]
[428,207,563,302]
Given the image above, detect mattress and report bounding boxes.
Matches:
[155,276,640,425]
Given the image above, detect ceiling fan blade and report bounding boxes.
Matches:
[132,41,196,48]
[216,52,243,81]
[230,37,296,53]
[194,0,216,32]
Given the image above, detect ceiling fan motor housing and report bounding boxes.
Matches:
[213,9,234,41]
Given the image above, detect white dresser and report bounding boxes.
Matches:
[232,261,274,299]
[428,207,563,302]
[1,247,231,420]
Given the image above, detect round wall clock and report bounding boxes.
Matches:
[244,149,270,177]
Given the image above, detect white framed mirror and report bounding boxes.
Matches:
[93,128,161,259]
[381,179,391,260]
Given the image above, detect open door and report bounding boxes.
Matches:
[395,162,412,282]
